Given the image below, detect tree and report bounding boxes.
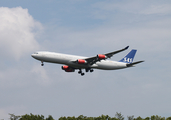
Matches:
[9,113,20,120]
[134,116,143,120]
[59,116,67,120]
[115,112,124,120]
[46,115,54,120]
[19,113,44,120]
[77,115,85,120]
[166,117,171,120]
[100,115,109,120]
[108,116,118,120]
[144,117,150,120]
[127,115,134,120]
[8,113,171,120]
[151,115,165,120]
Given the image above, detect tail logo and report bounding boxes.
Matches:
[119,49,137,63]
[124,57,133,63]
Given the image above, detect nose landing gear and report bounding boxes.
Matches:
[41,61,44,66]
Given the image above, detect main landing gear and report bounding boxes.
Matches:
[90,69,94,72]
[85,68,94,73]
[78,69,85,76]
[78,68,94,76]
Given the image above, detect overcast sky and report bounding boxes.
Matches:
[0,0,171,119]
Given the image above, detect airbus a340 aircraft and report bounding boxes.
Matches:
[31,46,144,76]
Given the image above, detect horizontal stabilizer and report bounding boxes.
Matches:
[126,61,144,67]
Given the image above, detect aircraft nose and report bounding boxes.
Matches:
[31,54,36,58]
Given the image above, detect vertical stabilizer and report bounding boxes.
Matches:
[119,49,137,63]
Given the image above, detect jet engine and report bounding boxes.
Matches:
[61,65,75,72]
[77,59,87,64]
[97,54,107,59]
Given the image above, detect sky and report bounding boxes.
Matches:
[0,0,171,119]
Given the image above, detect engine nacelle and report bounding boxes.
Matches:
[97,54,106,59]
[77,59,87,64]
[61,65,75,72]
[65,69,75,72]
[62,65,69,70]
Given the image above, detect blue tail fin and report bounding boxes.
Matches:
[119,49,137,63]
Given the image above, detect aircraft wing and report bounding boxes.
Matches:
[84,46,129,65]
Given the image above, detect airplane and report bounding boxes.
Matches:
[31,46,144,76]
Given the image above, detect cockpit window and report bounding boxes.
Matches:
[34,52,38,54]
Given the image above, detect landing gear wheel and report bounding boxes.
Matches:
[81,73,85,76]
[90,69,94,72]
[85,69,89,72]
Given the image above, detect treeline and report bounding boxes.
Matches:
[59,114,171,120]
[9,113,54,120]
[8,113,171,120]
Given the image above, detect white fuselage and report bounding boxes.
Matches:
[31,51,127,70]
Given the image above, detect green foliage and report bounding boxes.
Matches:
[108,117,118,120]
[59,116,67,120]
[77,115,84,120]
[95,115,109,120]
[144,117,150,120]
[59,115,117,120]
[127,115,134,120]
[8,113,171,120]
[115,112,124,120]
[19,113,44,120]
[166,117,171,120]
[151,115,165,120]
[9,113,55,120]
[9,113,20,120]
[134,116,143,120]
[46,115,55,120]
[107,116,115,120]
